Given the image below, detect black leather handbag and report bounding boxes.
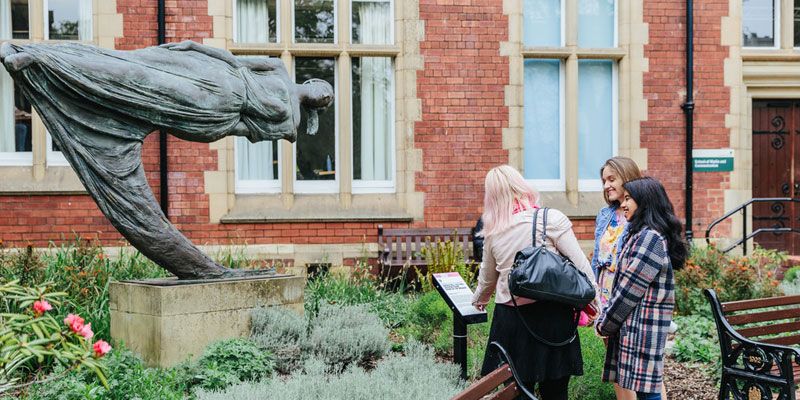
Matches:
[508,207,596,346]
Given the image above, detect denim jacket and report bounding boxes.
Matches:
[591,205,629,279]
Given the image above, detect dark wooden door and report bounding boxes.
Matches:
[752,100,796,253]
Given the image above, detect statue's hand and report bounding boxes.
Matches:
[159,40,195,51]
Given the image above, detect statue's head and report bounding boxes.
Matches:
[299,78,334,135]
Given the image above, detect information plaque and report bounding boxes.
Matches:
[432,272,488,324]
[432,271,488,380]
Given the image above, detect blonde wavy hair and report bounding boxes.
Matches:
[480,165,540,237]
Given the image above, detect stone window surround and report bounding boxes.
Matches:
[502,0,648,218]
[0,0,123,194]
[204,0,424,223]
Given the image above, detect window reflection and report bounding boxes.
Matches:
[295,58,336,181]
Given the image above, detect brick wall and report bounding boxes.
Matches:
[0,0,736,251]
[414,0,509,230]
[642,0,731,237]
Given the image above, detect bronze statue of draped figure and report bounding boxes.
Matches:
[0,40,334,280]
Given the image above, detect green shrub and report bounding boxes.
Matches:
[307,304,390,372]
[783,265,800,283]
[194,341,465,400]
[25,348,186,400]
[250,307,307,373]
[394,291,452,353]
[180,338,274,392]
[670,313,719,365]
[676,245,783,315]
[567,327,616,400]
[0,279,109,394]
[418,236,477,291]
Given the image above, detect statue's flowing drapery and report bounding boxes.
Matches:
[4,43,298,278]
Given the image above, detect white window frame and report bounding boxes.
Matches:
[43,0,93,41]
[233,138,282,194]
[526,60,566,192]
[742,0,781,50]
[351,57,396,194]
[293,61,340,194]
[232,0,281,44]
[0,1,31,166]
[577,61,618,192]
[349,0,394,45]
[291,0,337,45]
[45,132,69,167]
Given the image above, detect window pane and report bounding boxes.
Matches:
[1,0,29,39]
[743,0,775,47]
[236,138,279,181]
[47,0,91,41]
[523,0,560,47]
[352,0,391,44]
[523,59,560,180]
[795,0,800,46]
[295,58,335,181]
[235,0,277,43]
[0,68,31,153]
[353,57,392,181]
[578,60,614,181]
[578,0,614,48]
[294,0,334,43]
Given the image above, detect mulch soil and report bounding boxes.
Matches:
[663,357,718,400]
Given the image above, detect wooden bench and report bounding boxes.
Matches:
[376,225,473,283]
[704,289,800,399]
[452,342,536,400]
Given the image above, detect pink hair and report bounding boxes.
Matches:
[480,165,540,237]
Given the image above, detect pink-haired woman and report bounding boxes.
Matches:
[472,165,597,400]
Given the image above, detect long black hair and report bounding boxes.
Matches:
[622,177,687,269]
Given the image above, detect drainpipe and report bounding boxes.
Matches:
[157,0,169,218]
[681,0,694,242]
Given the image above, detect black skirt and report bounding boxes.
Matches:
[481,301,584,383]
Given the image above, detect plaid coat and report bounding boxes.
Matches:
[596,227,674,393]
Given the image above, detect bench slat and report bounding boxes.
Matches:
[737,321,800,339]
[725,307,800,326]
[380,228,472,236]
[758,334,800,346]
[491,382,520,400]
[451,366,513,400]
[768,363,800,383]
[722,295,800,312]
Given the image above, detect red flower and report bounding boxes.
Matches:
[64,314,85,334]
[32,300,52,316]
[93,340,112,357]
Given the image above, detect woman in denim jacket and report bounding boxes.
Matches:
[591,157,642,400]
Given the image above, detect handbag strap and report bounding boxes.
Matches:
[518,207,577,347]
[510,294,578,347]
[531,207,549,248]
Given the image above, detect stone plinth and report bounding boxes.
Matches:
[109,274,304,368]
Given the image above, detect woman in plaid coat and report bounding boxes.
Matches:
[596,177,687,400]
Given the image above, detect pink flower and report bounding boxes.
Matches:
[78,323,94,340]
[32,300,52,316]
[93,340,112,357]
[64,314,85,333]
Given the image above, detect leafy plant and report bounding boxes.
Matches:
[675,245,784,315]
[670,313,719,365]
[418,235,477,291]
[194,341,465,400]
[0,279,109,395]
[25,347,186,400]
[250,306,307,373]
[179,338,274,392]
[307,304,390,372]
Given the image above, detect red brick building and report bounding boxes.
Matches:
[0,0,794,269]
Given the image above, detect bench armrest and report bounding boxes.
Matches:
[490,342,539,400]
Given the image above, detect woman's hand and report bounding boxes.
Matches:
[473,302,486,312]
[160,40,195,51]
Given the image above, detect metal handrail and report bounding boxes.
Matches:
[705,197,800,254]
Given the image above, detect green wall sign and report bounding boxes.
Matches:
[692,149,734,172]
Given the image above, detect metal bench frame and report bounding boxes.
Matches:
[704,289,800,400]
[452,341,537,400]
